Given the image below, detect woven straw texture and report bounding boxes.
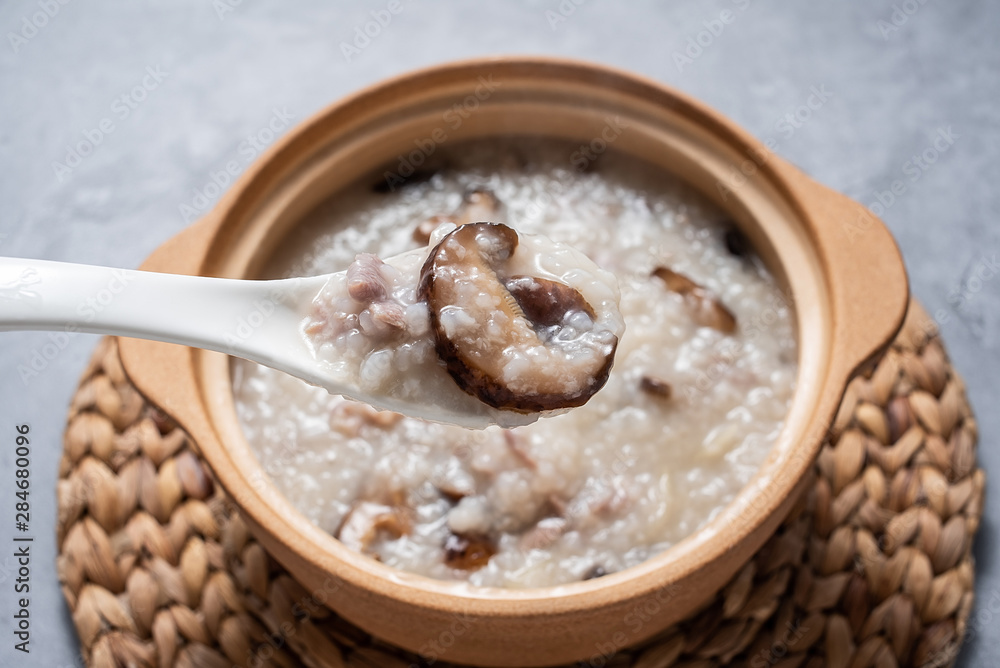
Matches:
[57,301,983,668]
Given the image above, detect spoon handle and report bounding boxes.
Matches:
[0,257,310,357]
[0,257,510,428]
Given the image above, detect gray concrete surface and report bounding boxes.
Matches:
[0,1,997,666]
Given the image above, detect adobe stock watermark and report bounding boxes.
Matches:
[947,253,998,314]
[16,268,134,384]
[873,250,992,360]
[841,126,958,243]
[1,267,40,308]
[748,620,810,667]
[212,0,244,21]
[569,115,630,172]
[379,75,501,191]
[522,180,569,223]
[220,285,293,354]
[851,468,954,574]
[935,586,1000,668]
[339,0,411,63]
[583,581,683,666]
[519,113,632,219]
[236,244,338,502]
[714,408,830,556]
[236,576,346,668]
[772,85,834,140]
[876,0,932,40]
[715,84,834,202]
[413,612,476,665]
[51,65,170,183]
[187,234,324,362]
[178,106,294,222]
[544,0,589,31]
[6,0,73,54]
[682,283,795,402]
[673,0,752,73]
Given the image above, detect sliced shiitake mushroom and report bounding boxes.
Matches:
[503,276,596,327]
[436,484,468,504]
[639,375,672,399]
[418,223,618,413]
[652,266,737,334]
[456,188,502,225]
[413,215,451,245]
[336,502,409,554]
[583,565,609,580]
[413,188,503,245]
[519,517,567,551]
[330,401,403,438]
[372,168,438,193]
[444,533,495,570]
[724,225,751,258]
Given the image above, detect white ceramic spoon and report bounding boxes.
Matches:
[0,254,526,429]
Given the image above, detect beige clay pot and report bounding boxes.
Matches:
[119,57,909,667]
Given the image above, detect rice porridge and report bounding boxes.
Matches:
[233,139,797,588]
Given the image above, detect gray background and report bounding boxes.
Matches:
[0,1,997,666]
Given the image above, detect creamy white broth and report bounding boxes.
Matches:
[233,139,797,588]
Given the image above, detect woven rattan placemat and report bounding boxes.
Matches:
[56,300,983,668]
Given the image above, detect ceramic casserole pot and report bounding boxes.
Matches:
[119,57,909,667]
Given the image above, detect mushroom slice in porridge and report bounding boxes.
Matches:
[444,533,496,571]
[337,502,410,555]
[639,374,673,399]
[651,266,737,333]
[413,187,504,245]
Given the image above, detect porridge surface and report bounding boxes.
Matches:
[233,140,797,588]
